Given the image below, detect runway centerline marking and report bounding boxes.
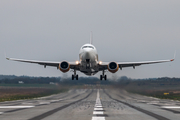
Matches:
[93,111,104,114]
[92,89,105,120]
[94,108,103,110]
[95,106,103,108]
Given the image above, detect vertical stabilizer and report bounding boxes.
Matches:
[90,31,93,44]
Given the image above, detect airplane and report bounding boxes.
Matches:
[6,35,175,80]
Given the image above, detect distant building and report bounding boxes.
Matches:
[49,82,55,85]
[18,81,24,84]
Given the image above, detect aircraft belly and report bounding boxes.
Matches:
[79,64,98,76]
[79,49,99,75]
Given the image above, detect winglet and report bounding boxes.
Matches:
[171,50,176,61]
[4,51,9,60]
[174,50,176,59]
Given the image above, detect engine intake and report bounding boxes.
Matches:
[108,62,119,73]
[59,61,70,73]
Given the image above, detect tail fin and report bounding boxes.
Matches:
[90,31,93,44]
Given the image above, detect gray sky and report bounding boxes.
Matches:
[0,0,179,79]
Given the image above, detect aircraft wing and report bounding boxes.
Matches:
[117,59,174,68]
[99,58,174,71]
[6,57,78,69]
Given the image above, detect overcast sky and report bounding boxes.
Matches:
[0,0,179,79]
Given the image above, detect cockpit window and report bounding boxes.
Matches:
[82,46,94,49]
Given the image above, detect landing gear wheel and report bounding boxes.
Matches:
[104,75,107,80]
[100,75,102,80]
[100,70,107,81]
[72,75,74,80]
[76,75,78,80]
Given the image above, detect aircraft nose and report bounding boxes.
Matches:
[84,51,91,58]
[83,49,93,59]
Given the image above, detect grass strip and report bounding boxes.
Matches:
[0,88,68,102]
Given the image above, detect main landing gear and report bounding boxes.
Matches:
[100,70,107,80]
[72,70,78,80]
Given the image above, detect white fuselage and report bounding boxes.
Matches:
[79,44,99,75]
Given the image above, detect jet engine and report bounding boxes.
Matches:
[108,62,119,73]
[59,61,70,73]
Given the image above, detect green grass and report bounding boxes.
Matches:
[0,85,68,102]
[127,89,180,101]
[151,94,180,100]
[0,89,67,102]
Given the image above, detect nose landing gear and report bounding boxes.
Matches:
[100,70,107,80]
[72,70,78,80]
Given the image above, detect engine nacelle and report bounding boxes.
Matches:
[59,61,70,73]
[108,62,119,73]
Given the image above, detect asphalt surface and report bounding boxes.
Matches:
[0,88,180,120]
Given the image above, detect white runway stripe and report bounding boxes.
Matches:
[94,108,103,110]
[0,112,3,114]
[39,102,50,105]
[93,111,104,114]
[162,106,180,109]
[95,106,103,108]
[0,106,34,108]
[92,89,105,120]
[92,117,105,120]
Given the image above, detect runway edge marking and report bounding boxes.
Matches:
[92,89,105,120]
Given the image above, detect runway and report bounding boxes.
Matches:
[0,88,180,120]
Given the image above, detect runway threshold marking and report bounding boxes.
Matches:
[92,89,105,120]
